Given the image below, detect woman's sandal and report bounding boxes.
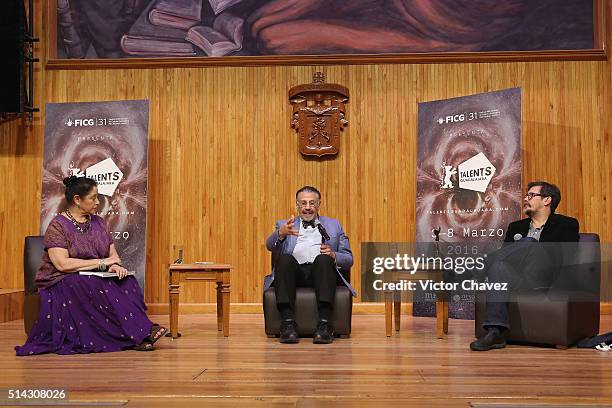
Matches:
[147,324,168,344]
[133,342,155,351]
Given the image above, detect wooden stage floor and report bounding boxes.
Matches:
[1,314,612,408]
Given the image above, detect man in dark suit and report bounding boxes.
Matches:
[265,186,354,344]
[470,181,579,351]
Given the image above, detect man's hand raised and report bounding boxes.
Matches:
[279,215,300,239]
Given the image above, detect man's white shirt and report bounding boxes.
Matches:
[292,219,322,264]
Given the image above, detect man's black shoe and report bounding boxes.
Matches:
[279,320,299,344]
[470,327,506,351]
[313,320,334,344]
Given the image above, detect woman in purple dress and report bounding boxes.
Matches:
[16,176,166,355]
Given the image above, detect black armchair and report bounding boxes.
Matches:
[24,236,44,334]
[263,252,353,337]
[475,233,601,347]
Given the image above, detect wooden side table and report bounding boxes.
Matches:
[384,267,450,339]
[168,263,232,338]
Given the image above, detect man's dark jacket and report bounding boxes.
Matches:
[504,213,579,243]
[501,213,580,275]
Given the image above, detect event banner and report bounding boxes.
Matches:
[41,100,149,287]
[413,88,522,319]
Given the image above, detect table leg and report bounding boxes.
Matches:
[436,294,444,339]
[393,290,401,332]
[384,290,392,337]
[221,269,230,337]
[443,294,449,334]
[216,282,223,331]
[169,272,180,339]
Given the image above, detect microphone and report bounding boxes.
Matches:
[433,227,441,242]
[174,247,184,264]
[513,233,523,241]
[433,227,441,257]
[315,219,330,243]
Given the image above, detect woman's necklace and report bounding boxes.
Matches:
[65,210,91,234]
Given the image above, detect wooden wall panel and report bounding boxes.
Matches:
[0,2,609,307]
[0,289,24,322]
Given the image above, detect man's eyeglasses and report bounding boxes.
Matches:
[524,192,546,200]
[297,200,320,208]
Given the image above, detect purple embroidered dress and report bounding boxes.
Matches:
[16,215,154,355]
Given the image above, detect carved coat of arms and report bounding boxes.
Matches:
[289,72,349,157]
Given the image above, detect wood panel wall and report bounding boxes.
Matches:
[0,2,610,307]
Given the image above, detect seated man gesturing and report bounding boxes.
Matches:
[265,186,353,344]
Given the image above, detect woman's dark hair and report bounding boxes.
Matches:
[63,176,98,204]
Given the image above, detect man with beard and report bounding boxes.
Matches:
[470,181,579,351]
[265,186,353,344]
